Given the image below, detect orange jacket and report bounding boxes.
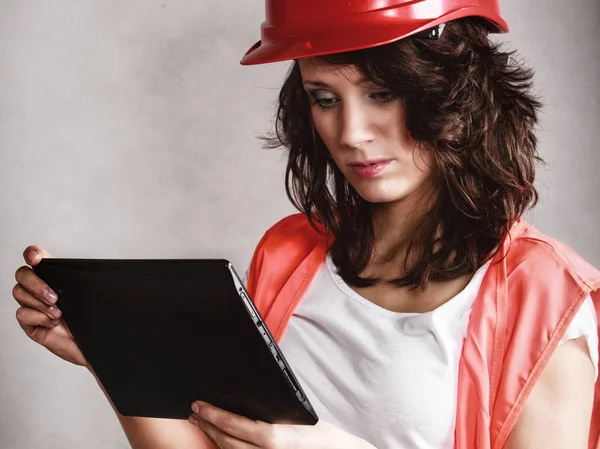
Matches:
[247,214,600,448]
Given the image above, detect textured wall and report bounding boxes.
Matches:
[1,0,598,447]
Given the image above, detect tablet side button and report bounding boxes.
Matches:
[239,291,258,322]
[268,343,282,363]
[282,368,298,392]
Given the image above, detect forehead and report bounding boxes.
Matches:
[298,59,365,85]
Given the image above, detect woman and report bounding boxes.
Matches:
[12,0,600,448]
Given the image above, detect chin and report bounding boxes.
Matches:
[353,186,408,204]
[350,176,434,206]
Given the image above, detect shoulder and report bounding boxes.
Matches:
[498,220,600,359]
[262,213,316,237]
[246,213,329,304]
[255,213,328,256]
[504,220,600,288]
[497,220,600,341]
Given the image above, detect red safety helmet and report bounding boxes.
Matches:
[240,0,508,65]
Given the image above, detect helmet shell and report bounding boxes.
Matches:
[240,0,508,65]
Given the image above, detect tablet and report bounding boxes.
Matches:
[33,258,318,425]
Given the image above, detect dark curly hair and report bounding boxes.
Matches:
[264,17,543,289]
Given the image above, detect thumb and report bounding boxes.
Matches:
[23,245,55,266]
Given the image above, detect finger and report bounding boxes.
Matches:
[13,283,62,320]
[191,402,270,447]
[14,265,58,306]
[189,416,260,449]
[23,245,54,266]
[16,307,60,333]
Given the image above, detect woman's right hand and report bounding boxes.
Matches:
[13,246,88,367]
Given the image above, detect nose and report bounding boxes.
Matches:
[339,101,375,149]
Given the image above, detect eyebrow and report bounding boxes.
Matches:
[303,81,331,88]
[303,76,373,88]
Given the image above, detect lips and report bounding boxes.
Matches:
[348,159,394,179]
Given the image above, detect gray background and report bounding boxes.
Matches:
[0,0,598,448]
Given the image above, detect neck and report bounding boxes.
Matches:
[368,184,437,265]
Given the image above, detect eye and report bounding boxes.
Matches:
[370,91,398,104]
[308,90,339,111]
[312,98,339,110]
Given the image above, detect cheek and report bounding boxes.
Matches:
[311,113,338,146]
[393,148,434,190]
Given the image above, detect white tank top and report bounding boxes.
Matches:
[278,255,599,449]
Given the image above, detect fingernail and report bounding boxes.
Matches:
[189,415,199,426]
[192,403,200,414]
[51,319,60,327]
[44,290,58,304]
[48,306,61,319]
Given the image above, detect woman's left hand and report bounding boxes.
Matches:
[189,401,375,449]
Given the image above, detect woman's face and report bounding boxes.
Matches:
[298,59,434,205]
